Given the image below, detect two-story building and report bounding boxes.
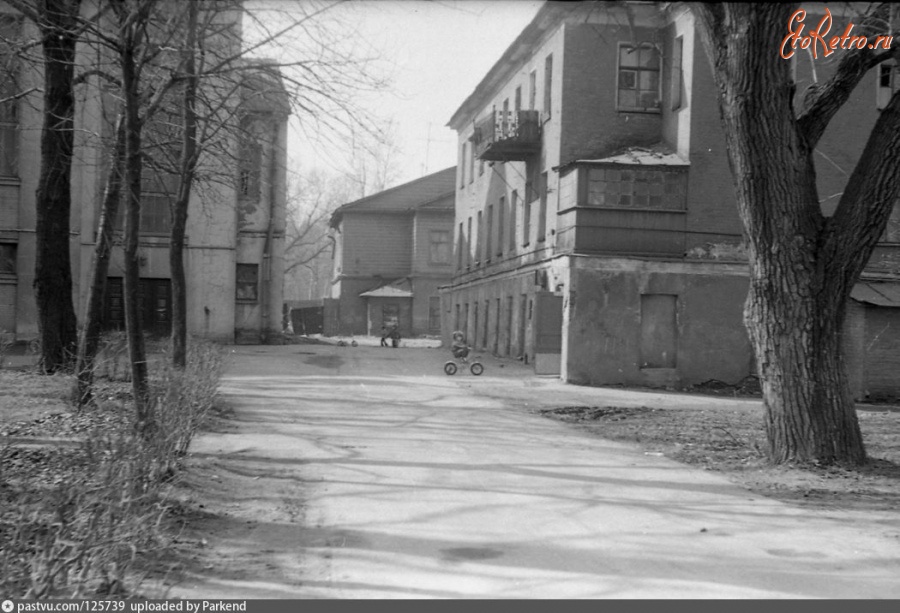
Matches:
[0,2,289,345]
[442,2,900,398]
[328,167,456,338]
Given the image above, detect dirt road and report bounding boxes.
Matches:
[165,344,900,599]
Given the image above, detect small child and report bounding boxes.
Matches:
[450,330,470,361]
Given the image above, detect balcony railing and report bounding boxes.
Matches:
[472,109,541,162]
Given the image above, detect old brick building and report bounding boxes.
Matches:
[443,2,900,398]
[328,167,455,338]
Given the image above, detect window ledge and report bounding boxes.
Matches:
[0,176,21,186]
[617,107,661,115]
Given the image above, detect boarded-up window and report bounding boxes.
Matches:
[236,264,259,302]
[640,294,677,368]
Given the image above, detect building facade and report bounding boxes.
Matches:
[443,2,900,398]
[0,2,288,345]
[328,167,456,338]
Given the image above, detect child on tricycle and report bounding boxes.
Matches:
[445,331,483,376]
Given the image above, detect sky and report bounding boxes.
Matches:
[248,0,544,189]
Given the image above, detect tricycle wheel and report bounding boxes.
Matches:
[444,361,458,375]
[469,362,484,376]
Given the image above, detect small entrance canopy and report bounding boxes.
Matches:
[360,279,413,299]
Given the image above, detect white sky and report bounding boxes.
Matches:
[249,0,544,189]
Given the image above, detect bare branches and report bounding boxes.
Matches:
[796,3,898,147]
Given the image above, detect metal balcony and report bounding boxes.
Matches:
[472,109,541,162]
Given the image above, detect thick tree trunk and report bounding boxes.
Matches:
[121,39,150,424]
[745,264,865,464]
[693,3,900,465]
[33,0,81,374]
[170,0,199,369]
[75,115,125,407]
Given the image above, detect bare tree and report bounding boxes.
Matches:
[693,3,900,464]
[5,0,82,373]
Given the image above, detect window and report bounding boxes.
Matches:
[429,229,451,264]
[485,204,493,263]
[140,193,171,234]
[459,144,466,187]
[523,197,532,247]
[236,263,259,302]
[238,137,262,199]
[501,98,510,138]
[428,296,441,332]
[529,70,537,110]
[883,199,900,242]
[586,166,687,210]
[468,141,474,184]
[103,277,172,337]
[514,86,522,112]
[670,36,684,111]
[0,15,20,178]
[497,196,505,257]
[618,43,661,112]
[466,216,473,268]
[537,172,548,242]
[476,210,483,264]
[509,190,518,252]
[0,243,15,274]
[483,300,489,350]
[457,222,465,270]
[543,55,553,118]
[877,61,898,110]
[454,303,460,331]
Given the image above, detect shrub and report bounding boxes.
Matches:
[0,338,224,598]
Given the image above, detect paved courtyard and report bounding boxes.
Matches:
[169,343,900,599]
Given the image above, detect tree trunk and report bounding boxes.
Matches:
[170,0,199,369]
[75,114,125,407]
[692,3,900,465]
[121,36,150,424]
[33,0,81,374]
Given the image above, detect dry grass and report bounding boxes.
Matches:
[540,402,900,512]
[0,337,223,598]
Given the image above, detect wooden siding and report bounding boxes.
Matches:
[341,213,413,277]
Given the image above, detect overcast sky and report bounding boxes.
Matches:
[249,0,544,189]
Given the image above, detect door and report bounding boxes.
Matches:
[104,277,171,337]
[533,291,563,375]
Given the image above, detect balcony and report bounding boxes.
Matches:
[472,110,541,162]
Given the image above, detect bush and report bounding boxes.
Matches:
[0,339,223,598]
